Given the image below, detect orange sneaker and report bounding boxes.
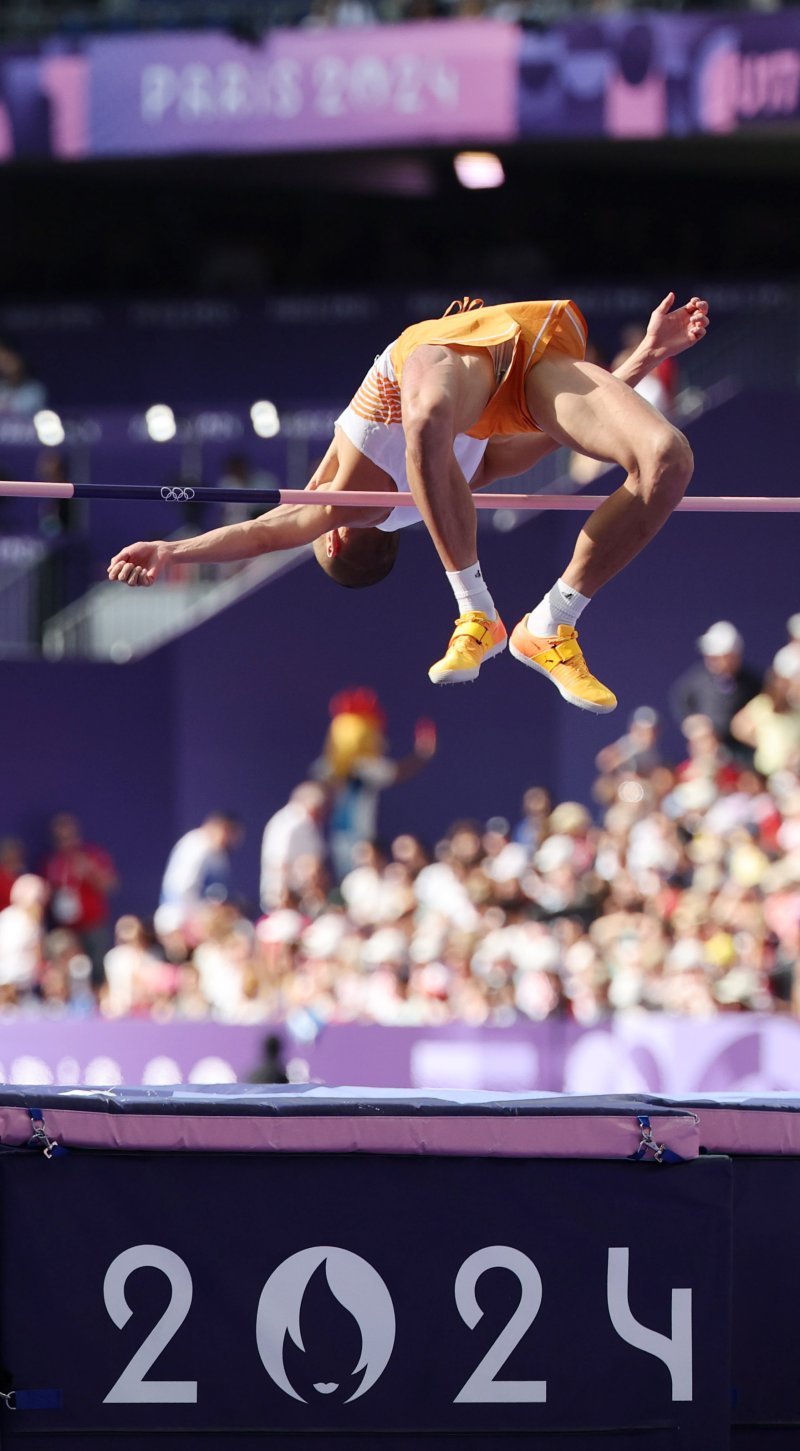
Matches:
[428,611,507,685]
[509,618,617,713]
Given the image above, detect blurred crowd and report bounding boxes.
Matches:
[0,0,780,47]
[4,613,800,1027]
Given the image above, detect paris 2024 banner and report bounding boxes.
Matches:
[1,13,800,162]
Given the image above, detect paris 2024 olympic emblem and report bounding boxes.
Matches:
[255,1246,396,1403]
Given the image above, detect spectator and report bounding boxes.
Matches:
[0,837,24,910]
[0,337,46,416]
[101,915,177,1018]
[513,786,553,854]
[780,614,800,677]
[666,714,740,823]
[302,0,378,25]
[390,832,430,878]
[260,783,328,911]
[341,838,418,929]
[670,621,762,756]
[216,451,278,526]
[246,1031,290,1084]
[36,449,79,541]
[730,651,800,778]
[38,928,94,1015]
[160,811,244,921]
[595,706,662,782]
[0,874,49,996]
[193,902,274,1022]
[39,812,118,987]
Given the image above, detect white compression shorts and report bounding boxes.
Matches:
[335,341,489,533]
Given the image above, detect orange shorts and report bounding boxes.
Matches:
[392,299,588,438]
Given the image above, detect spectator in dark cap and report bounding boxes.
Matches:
[669,621,761,756]
[595,706,662,780]
[39,813,118,988]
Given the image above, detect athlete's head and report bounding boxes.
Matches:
[313,526,399,589]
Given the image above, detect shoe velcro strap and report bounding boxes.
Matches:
[537,641,583,667]
[452,620,491,645]
[538,637,581,666]
[555,636,581,661]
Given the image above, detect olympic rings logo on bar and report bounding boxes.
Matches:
[160,487,196,502]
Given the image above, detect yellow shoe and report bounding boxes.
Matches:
[509,618,617,713]
[428,611,507,685]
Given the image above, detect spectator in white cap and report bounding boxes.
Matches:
[669,621,761,754]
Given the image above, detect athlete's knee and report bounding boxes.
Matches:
[658,427,693,503]
[639,426,693,510]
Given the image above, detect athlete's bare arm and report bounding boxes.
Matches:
[108,430,395,586]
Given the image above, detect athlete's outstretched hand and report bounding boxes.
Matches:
[107,540,168,587]
[645,293,709,361]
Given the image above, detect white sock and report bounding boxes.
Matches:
[526,578,590,637]
[445,562,496,619]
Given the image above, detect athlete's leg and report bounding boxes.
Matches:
[508,357,693,713]
[399,344,509,684]
[400,343,495,573]
[524,355,693,595]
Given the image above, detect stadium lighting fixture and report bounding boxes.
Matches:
[33,410,65,447]
[145,404,177,443]
[250,400,280,438]
[453,152,505,190]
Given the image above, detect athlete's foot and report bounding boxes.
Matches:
[509,619,617,713]
[428,611,507,685]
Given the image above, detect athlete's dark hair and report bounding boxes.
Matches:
[312,529,400,589]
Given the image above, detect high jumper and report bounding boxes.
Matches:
[108,291,709,713]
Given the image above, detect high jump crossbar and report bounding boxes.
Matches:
[0,481,799,512]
